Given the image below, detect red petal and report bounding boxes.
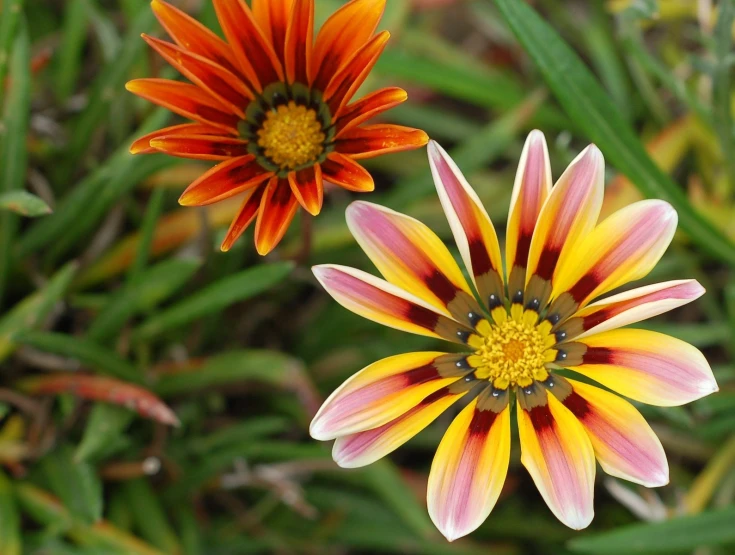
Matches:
[221,185,267,252]
[284,0,314,84]
[142,35,252,117]
[125,79,238,132]
[288,165,323,215]
[336,87,408,136]
[321,153,374,192]
[130,123,226,155]
[311,0,386,89]
[324,31,390,115]
[151,0,243,80]
[213,0,284,92]
[179,155,272,206]
[252,0,293,63]
[254,177,299,255]
[150,134,250,161]
[336,124,429,159]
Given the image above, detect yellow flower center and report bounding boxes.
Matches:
[256,101,326,170]
[467,307,557,390]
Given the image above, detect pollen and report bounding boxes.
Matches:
[256,101,326,170]
[468,308,557,390]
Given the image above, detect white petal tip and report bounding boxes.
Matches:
[308,419,333,442]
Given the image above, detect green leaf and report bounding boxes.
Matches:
[122,479,182,555]
[0,191,52,217]
[567,507,735,553]
[0,21,30,306]
[13,331,140,382]
[493,0,735,264]
[0,262,77,361]
[87,256,202,344]
[55,0,90,101]
[75,403,134,463]
[0,470,21,555]
[133,262,294,342]
[0,0,24,107]
[40,444,103,525]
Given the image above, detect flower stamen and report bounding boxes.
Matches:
[256,101,326,170]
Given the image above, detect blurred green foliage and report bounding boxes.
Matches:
[0,0,733,553]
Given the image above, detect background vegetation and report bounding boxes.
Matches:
[0,0,734,553]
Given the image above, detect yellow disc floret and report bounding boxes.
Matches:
[467,307,557,389]
[256,101,326,170]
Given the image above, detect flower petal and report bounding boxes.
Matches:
[557,378,668,487]
[525,145,604,309]
[428,141,504,309]
[321,153,374,192]
[288,165,323,216]
[130,123,226,155]
[332,385,468,468]
[310,351,467,440]
[565,328,718,406]
[312,264,474,343]
[151,0,242,79]
[284,0,314,84]
[178,155,272,206]
[311,0,386,89]
[428,392,511,541]
[336,87,408,136]
[346,201,481,327]
[212,0,284,92]
[252,0,292,63]
[517,388,595,530]
[142,35,252,117]
[125,79,238,132]
[557,280,705,341]
[336,124,429,159]
[551,200,677,312]
[254,177,299,255]
[505,130,551,301]
[324,31,390,115]
[220,185,267,252]
[150,134,250,161]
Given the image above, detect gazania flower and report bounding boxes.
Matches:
[126,0,427,254]
[309,132,718,539]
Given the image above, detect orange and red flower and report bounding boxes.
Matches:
[126,0,427,254]
[309,132,718,539]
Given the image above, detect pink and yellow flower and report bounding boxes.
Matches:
[309,131,718,539]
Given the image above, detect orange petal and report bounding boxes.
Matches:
[151,0,242,80]
[284,0,314,84]
[179,155,272,206]
[150,134,250,161]
[288,166,323,216]
[324,31,390,115]
[254,177,299,255]
[130,123,226,155]
[213,0,284,92]
[320,153,374,192]
[336,87,408,136]
[125,79,238,132]
[220,185,267,252]
[311,0,386,89]
[336,124,429,159]
[142,35,252,117]
[252,0,293,63]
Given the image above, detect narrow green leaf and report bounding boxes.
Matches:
[133,262,294,341]
[75,403,135,463]
[493,0,735,264]
[0,21,30,307]
[0,0,24,107]
[567,507,735,553]
[55,0,89,101]
[0,262,77,361]
[0,470,21,555]
[40,444,103,525]
[127,187,166,283]
[87,256,202,344]
[714,0,735,189]
[13,331,140,382]
[0,191,52,217]
[122,479,182,555]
